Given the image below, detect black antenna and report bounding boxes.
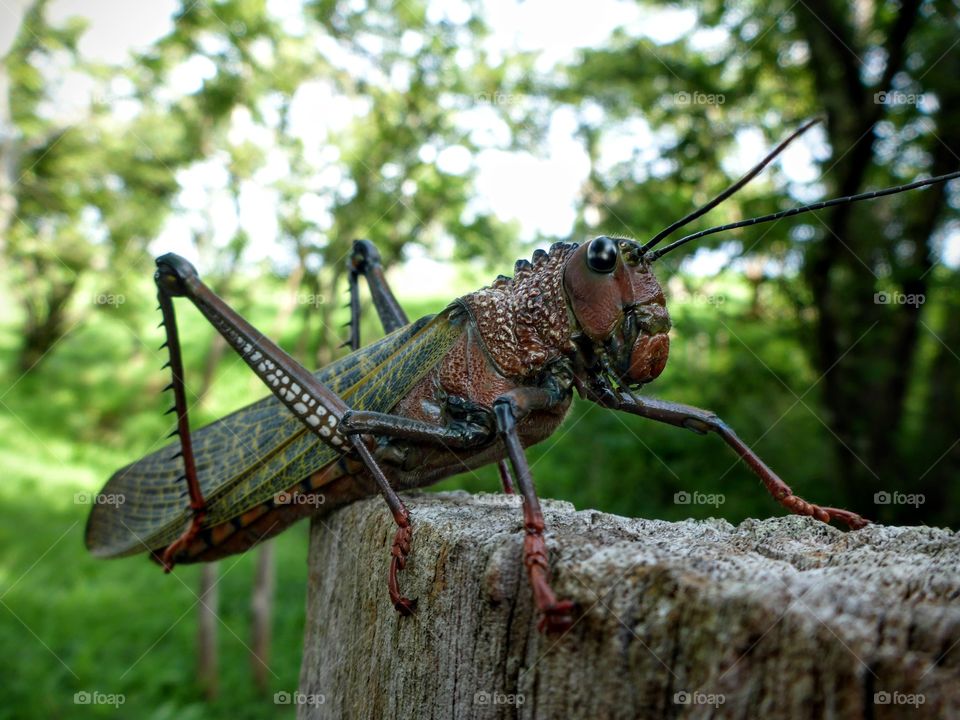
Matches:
[648,169,960,261]
[639,117,822,255]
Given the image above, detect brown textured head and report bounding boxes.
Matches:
[563,236,671,385]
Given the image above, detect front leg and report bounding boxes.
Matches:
[494,385,577,634]
[341,393,494,443]
[606,393,868,530]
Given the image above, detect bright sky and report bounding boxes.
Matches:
[4,0,957,287]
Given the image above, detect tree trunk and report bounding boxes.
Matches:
[18,271,78,372]
[250,541,275,694]
[197,563,219,701]
[0,0,29,251]
[794,0,958,522]
[299,492,960,719]
[0,62,19,250]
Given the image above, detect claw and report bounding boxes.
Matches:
[537,600,577,634]
[393,596,418,616]
[821,506,870,530]
[783,495,870,531]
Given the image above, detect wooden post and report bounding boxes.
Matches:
[298,492,960,719]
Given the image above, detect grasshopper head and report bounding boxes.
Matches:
[563,236,670,387]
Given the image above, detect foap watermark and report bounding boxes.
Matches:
[874,90,925,106]
[874,691,925,707]
[673,690,725,708]
[274,490,326,507]
[682,292,726,307]
[473,691,525,707]
[74,492,125,506]
[673,90,725,107]
[295,292,326,307]
[274,691,326,706]
[674,490,725,508]
[93,292,126,307]
[874,291,925,307]
[74,691,125,708]
[474,91,522,106]
[472,493,523,507]
[874,491,924,508]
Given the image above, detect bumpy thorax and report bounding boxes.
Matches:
[458,243,579,378]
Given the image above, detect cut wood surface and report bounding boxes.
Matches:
[298,491,960,719]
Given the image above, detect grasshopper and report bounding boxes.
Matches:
[86,120,960,632]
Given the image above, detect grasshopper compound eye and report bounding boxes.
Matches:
[586,236,618,273]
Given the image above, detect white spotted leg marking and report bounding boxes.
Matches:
[156,252,415,613]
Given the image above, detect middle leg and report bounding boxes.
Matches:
[344,381,576,631]
[493,386,577,633]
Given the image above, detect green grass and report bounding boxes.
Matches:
[0,414,310,720]
[0,360,321,720]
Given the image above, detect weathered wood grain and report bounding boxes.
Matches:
[298,492,960,720]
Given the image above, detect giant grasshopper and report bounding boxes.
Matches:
[86,120,960,632]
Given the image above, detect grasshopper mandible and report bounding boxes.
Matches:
[86,120,960,633]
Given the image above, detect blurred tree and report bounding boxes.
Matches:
[556,0,959,524]
[0,0,276,370]
[2,0,518,373]
[2,0,98,371]
[276,0,519,365]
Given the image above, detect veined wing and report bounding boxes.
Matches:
[86,310,463,557]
